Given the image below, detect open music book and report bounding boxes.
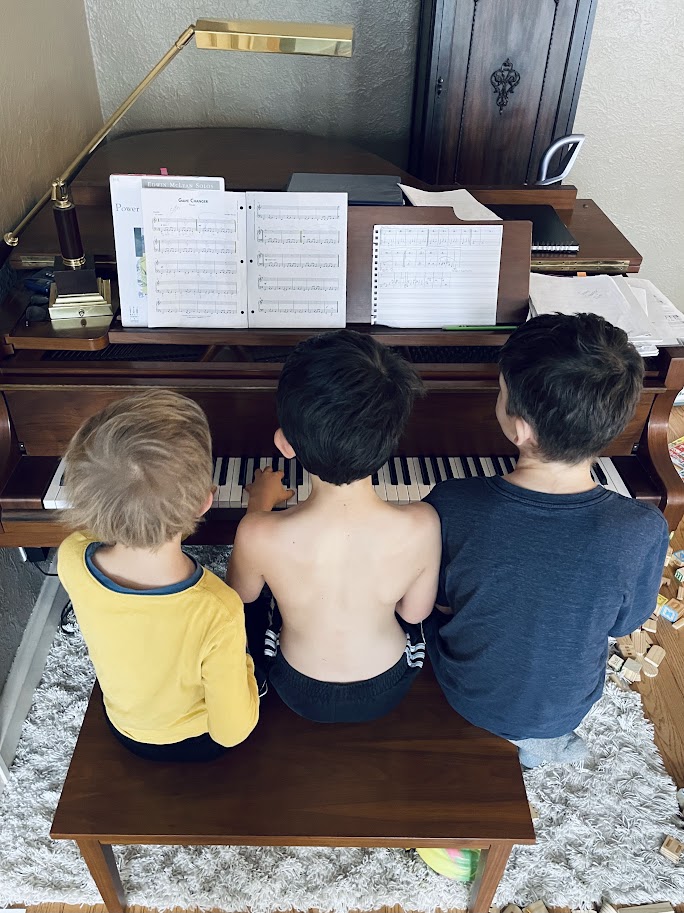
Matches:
[111,179,347,329]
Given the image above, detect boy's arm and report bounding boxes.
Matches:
[395,503,442,624]
[227,514,269,604]
[609,517,670,637]
[202,610,260,747]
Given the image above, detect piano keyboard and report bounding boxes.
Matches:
[42,455,632,509]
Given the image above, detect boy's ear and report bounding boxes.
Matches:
[274,427,296,459]
[513,415,537,450]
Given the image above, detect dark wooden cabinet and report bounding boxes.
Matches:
[409,0,598,185]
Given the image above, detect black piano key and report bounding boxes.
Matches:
[493,457,505,476]
[237,458,247,487]
[442,457,454,479]
[395,457,406,485]
[218,458,229,486]
[461,458,473,479]
[388,459,398,485]
[473,456,486,477]
[271,455,280,470]
[418,456,430,485]
[400,455,411,485]
[296,460,304,487]
[372,471,379,485]
[593,462,608,485]
[282,461,291,486]
[429,456,444,482]
[503,456,516,473]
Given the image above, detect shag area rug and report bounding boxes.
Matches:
[1,546,683,911]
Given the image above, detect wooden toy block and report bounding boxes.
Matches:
[620,905,675,913]
[502,905,523,913]
[632,630,648,656]
[644,644,666,668]
[659,834,684,862]
[673,614,684,629]
[678,585,684,600]
[616,636,636,659]
[660,576,670,588]
[523,901,549,913]
[655,593,667,615]
[609,672,632,691]
[621,658,642,682]
[675,566,684,583]
[642,663,658,678]
[599,903,619,913]
[660,602,682,623]
[642,616,658,634]
[607,654,624,672]
[528,802,539,820]
[667,544,674,556]
[672,549,684,566]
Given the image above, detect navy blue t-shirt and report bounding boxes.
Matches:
[425,476,669,740]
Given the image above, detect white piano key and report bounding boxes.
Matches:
[221,458,238,507]
[43,458,66,510]
[304,468,312,500]
[241,458,255,508]
[211,457,222,505]
[393,458,410,504]
[434,457,449,482]
[260,456,269,472]
[448,457,466,480]
[599,457,633,498]
[229,457,244,507]
[414,457,432,499]
[481,457,497,477]
[372,466,387,501]
[405,458,422,501]
[380,462,398,502]
[466,457,479,478]
[423,456,437,492]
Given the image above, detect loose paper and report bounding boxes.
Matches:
[398,184,499,221]
[371,223,502,328]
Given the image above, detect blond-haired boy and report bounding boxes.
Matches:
[58,389,259,761]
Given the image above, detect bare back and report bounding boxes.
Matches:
[229,480,441,682]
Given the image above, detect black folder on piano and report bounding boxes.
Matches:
[286,172,404,205]
[488,203,579,253]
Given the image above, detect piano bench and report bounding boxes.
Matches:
[51,671,535,913]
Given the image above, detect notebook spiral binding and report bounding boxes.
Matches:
[371,226,379,325]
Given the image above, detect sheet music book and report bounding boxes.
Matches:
[371,224,502,328]
[120,186,347,329]
[110,174,226,327]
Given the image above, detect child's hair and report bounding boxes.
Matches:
[276,329,425,485]
[498,313,644,463]
[62,390,213,549]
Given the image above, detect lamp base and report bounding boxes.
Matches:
[49,255,113,319]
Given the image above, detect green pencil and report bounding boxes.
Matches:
[441,324,517,330]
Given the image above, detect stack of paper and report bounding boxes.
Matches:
[528,273,660,356]
[624,277,684,347]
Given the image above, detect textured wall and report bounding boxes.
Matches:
[84,0,420,165]
[0,550,43,690]
[571,0,684,306]
[0,0,102,230]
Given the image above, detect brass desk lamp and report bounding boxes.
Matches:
[0,19,353,312]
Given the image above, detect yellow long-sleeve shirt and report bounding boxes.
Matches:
[58,532,259,747]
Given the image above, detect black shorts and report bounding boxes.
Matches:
[104,704,227,762]
[251,595,425,723]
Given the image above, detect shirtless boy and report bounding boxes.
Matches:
[228,329,441,723]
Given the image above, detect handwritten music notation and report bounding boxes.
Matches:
[247,191,347,328]
[143,188,248,328]
[372,223,503,329]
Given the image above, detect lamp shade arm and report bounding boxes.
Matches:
[0,25,196,269]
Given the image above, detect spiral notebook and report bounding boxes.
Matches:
[371,223,502,328]
[488,204,579,252]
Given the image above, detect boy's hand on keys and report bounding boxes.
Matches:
[246,467,295,513]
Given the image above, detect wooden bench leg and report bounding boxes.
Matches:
[76,838,126,913]
[467,841,512,913]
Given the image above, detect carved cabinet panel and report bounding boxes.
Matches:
[409,0,598,185]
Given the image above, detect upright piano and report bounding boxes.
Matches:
[1,128,683,545]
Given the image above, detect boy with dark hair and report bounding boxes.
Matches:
[424,313,669,769]
[228,329,441,723]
